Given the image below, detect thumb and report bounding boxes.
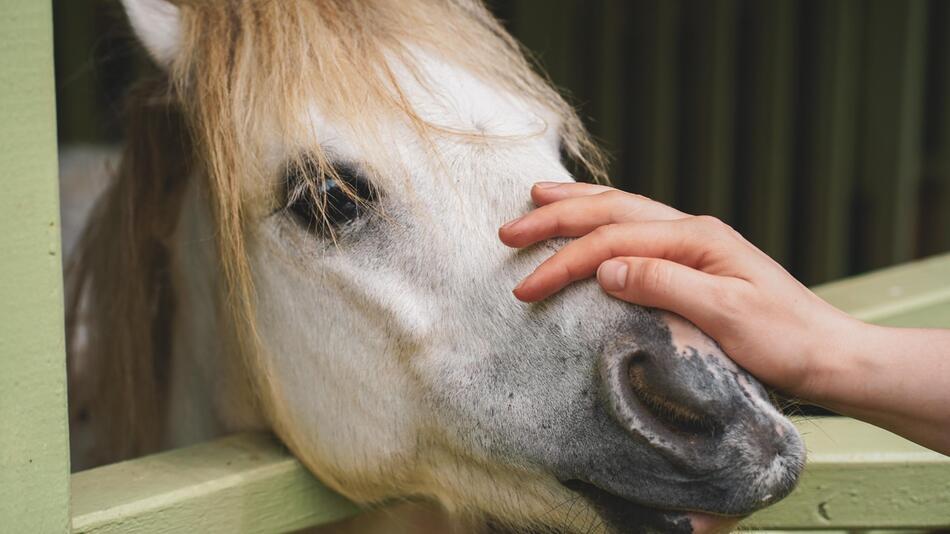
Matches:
[596,257,726,333]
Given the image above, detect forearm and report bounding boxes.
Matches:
[805,323,950,455]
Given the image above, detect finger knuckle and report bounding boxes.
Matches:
[590,223,617,239]
[691,215,739,242]
[557,261,577,283]
[633,259,670,295]
[694,214,728,231]
[602,189,653,204]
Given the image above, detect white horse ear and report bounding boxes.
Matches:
[121,0,181,69]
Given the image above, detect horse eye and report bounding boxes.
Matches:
[283,160,376,235]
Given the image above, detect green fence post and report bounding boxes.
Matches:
[0,0,70,532]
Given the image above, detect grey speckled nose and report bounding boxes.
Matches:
[598,332,804,511]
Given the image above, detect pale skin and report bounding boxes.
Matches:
[499,181,950,456]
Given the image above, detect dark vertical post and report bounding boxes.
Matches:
[796,0,862,283]
[921,0,950,257]
[621,0,680,204]
[737,0,799,267]
[678,0,739,222]
[856,0,928,270]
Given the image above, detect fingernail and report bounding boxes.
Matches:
[513,278,527,293]
[500,216,523,231]
[598,260,628,292]
[534,181,561,189]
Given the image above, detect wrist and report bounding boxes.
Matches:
[795,313,874,407]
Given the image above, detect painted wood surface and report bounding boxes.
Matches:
[71,434,357,534]
[811,251,950,327]
[751,252,950,529]
[68,254,950,532]
[744,418,950,529]
[0,0,70,532]
[69,420,950,532]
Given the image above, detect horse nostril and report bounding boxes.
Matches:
[626,351,718,436]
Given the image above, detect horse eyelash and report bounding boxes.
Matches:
[277,158,378,239]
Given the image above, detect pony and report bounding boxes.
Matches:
[64,1,805,532]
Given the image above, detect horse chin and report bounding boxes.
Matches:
[560,480,741,534]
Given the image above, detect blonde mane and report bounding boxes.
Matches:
[69,0,605,464]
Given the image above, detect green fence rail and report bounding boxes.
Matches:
[71,434,357,534]
[68,418,950,533]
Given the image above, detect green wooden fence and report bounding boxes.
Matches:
[3,0,950,532]
[0,1,71,532]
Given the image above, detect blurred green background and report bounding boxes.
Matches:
[54,0,949,285]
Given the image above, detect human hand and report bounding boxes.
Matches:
[498,182,862,400]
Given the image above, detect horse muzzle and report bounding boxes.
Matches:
[557,313,804,529]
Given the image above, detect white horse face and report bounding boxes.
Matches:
[242,65,803,532]
[127,2,804,532]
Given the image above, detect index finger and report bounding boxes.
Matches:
[529,181,615,206]
[512,217,746,302]
[500,189,687,248]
